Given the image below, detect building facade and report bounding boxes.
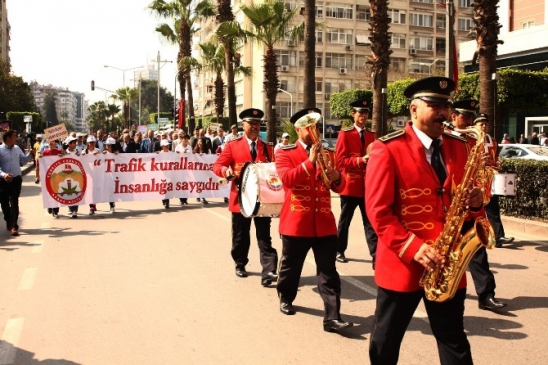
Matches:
[195,0,476,128]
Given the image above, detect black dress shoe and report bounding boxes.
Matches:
[235,267,248,278]
[323,319,353,332]
[495,237,514,248]
[336,253,348,263]
[280,302,296,315]
[479,295,507,310]
[261,272,278,287]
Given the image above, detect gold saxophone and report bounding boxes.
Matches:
[419,122,496,302]
[297,112,336,188]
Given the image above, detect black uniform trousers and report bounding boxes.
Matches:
[370,287,473,365]
[231,212,277,277]
[337,195,378,260]
[277,234,341,321]
[485,195,506,239]
[0,176,23,230]
[462,220,497,301]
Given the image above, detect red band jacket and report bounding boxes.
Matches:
[365,122,482,292]
[335,126,376,197]
[212,136,270,213]
[275,143,346,237]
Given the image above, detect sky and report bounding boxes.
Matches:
[8,0,180,104]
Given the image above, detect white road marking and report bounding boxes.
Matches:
[18,268,37,291]
[0,317,25,365]
[31,240,44,254]
[206,208,429,321]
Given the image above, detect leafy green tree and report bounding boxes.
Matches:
[111,87,138,129]
[87,101,108,132]
[129,80,174,126]
[240,0,303,143]
[149,0,215,132]
[0,60,36,116]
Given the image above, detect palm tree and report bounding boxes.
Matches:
[149,0,215,132]
[215,0,238,128]
[368,0,392,137]
[111,87,138,130]
[471,0,503,137]
[106,103,122,132]
[302,0,316,106]
[239,0,303,144]
[87,101,108,132]
[199,41,253,120]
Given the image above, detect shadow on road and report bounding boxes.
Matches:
[0,340,81,365]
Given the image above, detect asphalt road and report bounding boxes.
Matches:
[0,172,547,364]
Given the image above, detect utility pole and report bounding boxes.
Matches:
[156,51,173,123]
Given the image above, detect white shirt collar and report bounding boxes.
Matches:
[412,124,443,150]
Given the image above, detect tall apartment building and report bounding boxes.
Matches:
[30,82,88,132]
[0,0,10,66]
[134,64,159,88]
[195,0,476,127]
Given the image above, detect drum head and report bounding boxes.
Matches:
[239,163,260,217]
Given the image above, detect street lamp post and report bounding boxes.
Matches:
[131,78,142,126]
[428,59,441,76]
[277,88,293,119]
[156,51,173,122]
[103,65,143,87]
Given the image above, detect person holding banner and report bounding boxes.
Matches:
[64,136,80,218]
[41,139,65,218]
[82,135,100,215]
[0,130,34,236]
[212,108,278,287]
[175,134,192,206]
[104,138,118,213]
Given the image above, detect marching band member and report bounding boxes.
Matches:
[275,107,353,333]
[335,98,378,265]
[212,108,278,287]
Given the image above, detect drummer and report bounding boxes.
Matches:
[212,108,278,287]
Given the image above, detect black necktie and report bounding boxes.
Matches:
[431,139,447,185]
[359,129,365,150]
[251,141,257,161]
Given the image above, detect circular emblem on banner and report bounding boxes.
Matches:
[266,175,283,191]
[45,158,87,205]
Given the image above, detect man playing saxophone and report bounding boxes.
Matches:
[366,77,484,365]
[449,102,507,311]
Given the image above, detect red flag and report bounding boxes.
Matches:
[178,100,185,129]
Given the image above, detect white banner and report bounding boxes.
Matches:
[39,153,230,208]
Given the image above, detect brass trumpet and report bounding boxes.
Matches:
[296,112,336,187]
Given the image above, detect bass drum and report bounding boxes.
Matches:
[238,162,284,218]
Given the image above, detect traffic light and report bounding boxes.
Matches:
[233,53,241,67]
[175,109,180,122]
[91,80,95,91]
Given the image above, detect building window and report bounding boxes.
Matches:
[390,9,406,24]
[315,78,323,93]
[326,28,353,44]
[325,53,353,69]
[410,36,433,51]
[275,50,297,66]
[316,29,323,43]
[325,3,353,19]
[299,53,323,68]
[436,14,446,29]
[435,38,446,53]
[410,13,433,27]
[324,104,332,120]
[458,0,473,7]
[316,5,323,18]
[356,5,371,22]
[457,18,474,31]
[276,102,292,119]
[391,33,406,49]
[390,57,406,72]
[412,0,434,3]
[355,55,367,70]
[325,79,352,94]
[279,78,296,92]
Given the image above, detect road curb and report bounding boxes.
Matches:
[501,215,548,239]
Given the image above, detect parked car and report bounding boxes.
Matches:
[498,144,548,160]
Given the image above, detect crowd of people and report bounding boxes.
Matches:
[2,76,519,364]
[502,131,548,145]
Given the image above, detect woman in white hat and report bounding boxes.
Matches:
[158,139,172,209]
